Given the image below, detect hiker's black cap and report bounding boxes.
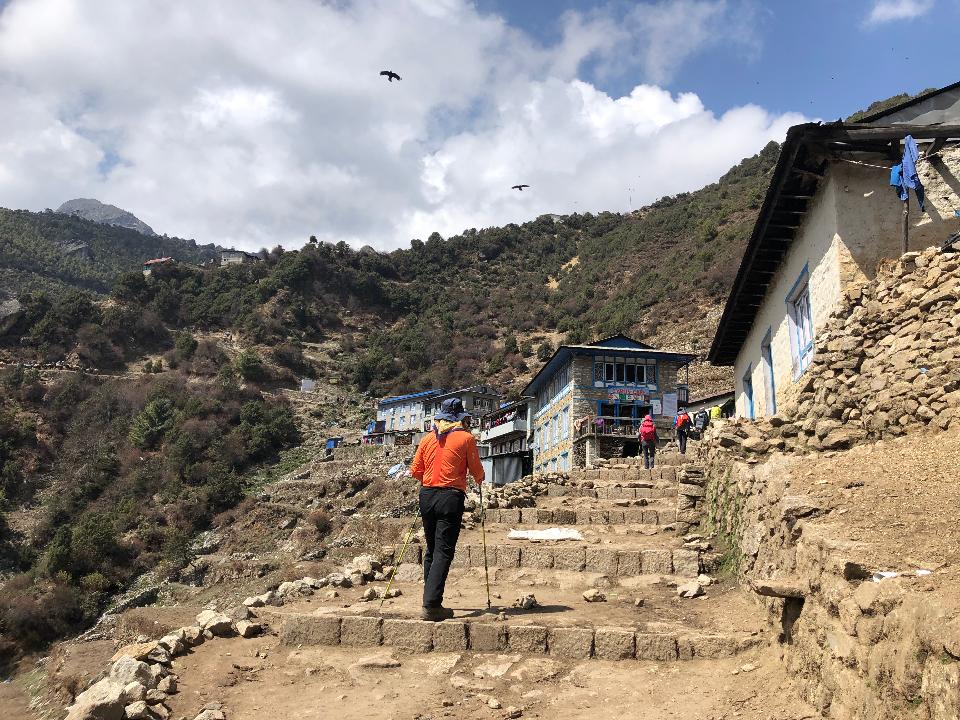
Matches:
[435,397,470,422]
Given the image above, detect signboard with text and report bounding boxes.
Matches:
[607,387,649,403]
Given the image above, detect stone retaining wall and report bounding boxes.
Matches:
[701,452,960,718]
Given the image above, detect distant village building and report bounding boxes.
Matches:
[522,334,695,471]
[142,257,175,276]
[220,249,262,266]
[362,385,503,447]
[709,82,960,418]
[479,399,532,486]
[421,385,501,429]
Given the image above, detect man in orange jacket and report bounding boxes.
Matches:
[410,397,485,621]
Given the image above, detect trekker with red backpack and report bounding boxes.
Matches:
[638,414,658,469]
[675,408,692,455]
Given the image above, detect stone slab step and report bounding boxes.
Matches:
[275,612,760,662]
[387,543,703,577]
[568,465,682,484]
[484,506,675,526]
[543,484,675,500]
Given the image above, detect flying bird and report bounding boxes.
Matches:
[511,184,530,191]
[380,70,401,82]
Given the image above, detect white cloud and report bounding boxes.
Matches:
[0,0,800,251]
[867,0,935,24]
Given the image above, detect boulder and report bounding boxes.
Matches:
[179,626,204,645]
[582,589,606,603]
[111,643,160,663]
[677,581,704,599]
[225,605,252,621]
[156,676,177,695]
[236,620,263,638]
[121,683,147,704]
[124,701,158,720]
[195,611,234,636]
[110,657,153,687]
[66,679,127,720]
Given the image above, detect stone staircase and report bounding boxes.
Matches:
[261,452,763,663]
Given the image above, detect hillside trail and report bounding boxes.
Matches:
[16,441,819,720]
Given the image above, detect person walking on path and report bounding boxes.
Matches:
[675,408,691,455]
[638,413,658,469]
[410,397,485,621]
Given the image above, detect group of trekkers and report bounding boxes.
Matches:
[636,405,717,469]
[405,396,724,620]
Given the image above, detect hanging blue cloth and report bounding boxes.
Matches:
[890,135,925,211]
[890,164,907,201]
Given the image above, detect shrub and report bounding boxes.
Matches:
[129,397,177,449]
[307,509,331,534]
[234,350,267,382]
[173,332,198,360]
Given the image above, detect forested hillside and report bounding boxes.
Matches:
[1,142,778,396]
[0,208,220,297]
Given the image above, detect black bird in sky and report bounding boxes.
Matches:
[511,184,530,191]
[380,70,401,82]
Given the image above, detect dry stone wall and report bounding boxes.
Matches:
[701,453,959,719]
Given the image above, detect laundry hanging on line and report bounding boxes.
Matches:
[890,134,925,211]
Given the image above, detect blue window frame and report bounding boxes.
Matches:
[742,364,755,420]
[786,266,814,378]
[761,329,776,416]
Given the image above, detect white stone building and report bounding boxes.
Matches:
[709,83,960,418]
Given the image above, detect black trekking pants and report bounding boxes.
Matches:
[419,486,465,608]
[641,440,656,469]
[677,428,688,454]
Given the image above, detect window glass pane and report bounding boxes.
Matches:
[616,363,625,382]
[625,364,636,383]
[594,362,604,381]
[605,363,614,381]
[636,365,646,384]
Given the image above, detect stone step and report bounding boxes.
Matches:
[274,611,760,662]
[386,542,704,578]
[541,483,676,500]
[568,465,683,484]
[484,506,675,526]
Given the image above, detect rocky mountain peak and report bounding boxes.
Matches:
[56,198,156,236]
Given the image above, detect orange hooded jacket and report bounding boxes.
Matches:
[410,422,484,492]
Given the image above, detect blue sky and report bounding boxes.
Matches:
[0,0,955,249]
[479,0,958,120]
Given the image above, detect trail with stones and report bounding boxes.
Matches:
[265,454,765,663]
[55,446,817,720]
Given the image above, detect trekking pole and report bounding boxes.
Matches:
[477,480,492,610]
[380,501,421,611]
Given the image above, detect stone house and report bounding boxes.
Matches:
[522,335,695,471]
[142,257,174,276]
[365,384,502,447]
[220,249,262,266]
[709,82,960,418]
[421,385,502,430]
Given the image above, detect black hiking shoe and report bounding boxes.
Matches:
[420,606,455,622]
